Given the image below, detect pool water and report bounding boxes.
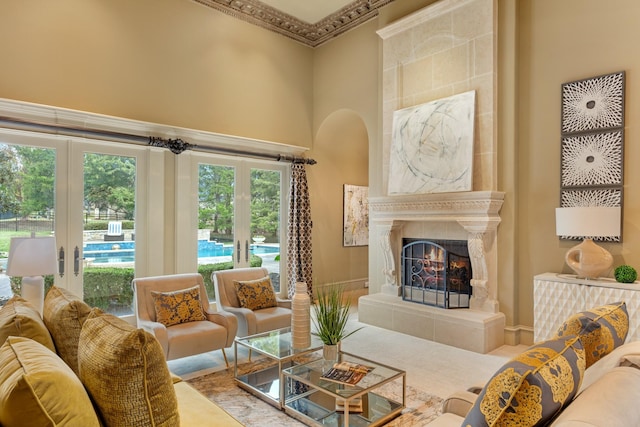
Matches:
[84,240,279,264]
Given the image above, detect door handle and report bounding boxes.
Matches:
[245,240,249,263]
[236,240,240,263]
[74,246,80,276]
[58,247,65,277]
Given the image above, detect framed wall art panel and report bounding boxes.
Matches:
[560,187,622,241]
[561,71,625,135]
[561,130,623,188]
[343,184,369,247]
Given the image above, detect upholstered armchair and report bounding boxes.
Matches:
[132,273,238,366]
[213,267,292,337]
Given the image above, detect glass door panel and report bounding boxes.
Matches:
[0,143,57,301]
[250,168,281,292]
[82,152,137,315]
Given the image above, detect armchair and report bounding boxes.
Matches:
[213,267,292,337]
[132,273,238,366]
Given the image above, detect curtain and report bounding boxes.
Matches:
[287,163,313,298]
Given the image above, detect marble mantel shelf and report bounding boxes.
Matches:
[369,191,505,225]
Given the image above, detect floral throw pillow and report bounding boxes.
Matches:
[463,335,585,427]
[234,277,277,311]
[554,301,628,368]
[151,285,206,327]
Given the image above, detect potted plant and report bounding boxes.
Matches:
[312,284,363,361]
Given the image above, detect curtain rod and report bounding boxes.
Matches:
[0,116,316,165]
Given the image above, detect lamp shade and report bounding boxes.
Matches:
[555,207,621,238]
[6,236,58,277]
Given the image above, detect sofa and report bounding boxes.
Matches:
[427,301,640,427]
[0,287,243,427]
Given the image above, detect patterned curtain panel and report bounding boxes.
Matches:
[286,163,313,298]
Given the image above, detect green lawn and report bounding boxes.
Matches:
[0,231,52,254]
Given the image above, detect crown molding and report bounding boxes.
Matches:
[193,0,396,47]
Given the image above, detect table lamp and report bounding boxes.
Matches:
[6,234,57,314]
[555,206,621,279]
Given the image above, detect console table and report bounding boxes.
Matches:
[533,272,640,343]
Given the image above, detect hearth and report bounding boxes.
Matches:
[401,239,472,309]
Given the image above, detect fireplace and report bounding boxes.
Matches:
[401,239,472,309]
[358,191,507,353]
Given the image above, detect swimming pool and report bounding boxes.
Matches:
[84,240,279,264]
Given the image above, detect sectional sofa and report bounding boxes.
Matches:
[428,301,640,426]
[0,288,242,426]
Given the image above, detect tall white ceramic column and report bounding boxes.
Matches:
[291,281,311,349]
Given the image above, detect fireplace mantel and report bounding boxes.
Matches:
[369,191,504,225]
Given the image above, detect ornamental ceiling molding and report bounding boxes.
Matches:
[193,0,396,47]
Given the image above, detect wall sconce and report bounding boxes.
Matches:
[6,234,58,315]
[555,206,621,279]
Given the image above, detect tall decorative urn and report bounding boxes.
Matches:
[291,281,311,349]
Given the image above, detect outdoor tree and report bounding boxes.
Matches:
[15,146,55,217]
[199,164,234,235]
[0,144,20,215]
[250,169,280,237]
[84,153,136,219]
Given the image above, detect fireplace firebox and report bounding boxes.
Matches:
[401,239,472,309]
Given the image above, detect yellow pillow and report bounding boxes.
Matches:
[43,286,92,376]
[78,309,179,427]
[234,276,277,310]
[151,285,206,327]
[0,295,55,353]
[554,301,628,368]
[0,336,100,427]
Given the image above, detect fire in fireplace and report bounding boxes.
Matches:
[401,239,472,309]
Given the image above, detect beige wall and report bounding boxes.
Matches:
[514,0,640,337]
[0,0,313,147]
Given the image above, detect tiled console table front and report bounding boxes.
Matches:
[534,272,640,343]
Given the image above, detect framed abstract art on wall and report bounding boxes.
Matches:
[559,71,625,241]
[343,184,369,247]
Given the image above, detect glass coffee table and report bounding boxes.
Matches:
[282,352,406,427]
[234,327,323,408]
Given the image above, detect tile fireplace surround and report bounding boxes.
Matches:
[359,191,506,353]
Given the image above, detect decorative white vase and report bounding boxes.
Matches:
[291,281,311,349]
[323,343,340,362]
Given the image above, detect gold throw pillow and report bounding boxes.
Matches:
[151,285,206,327]
[234,276,277,311]
[0,336,100,427]
[43,286,92,376]
[78,309,180,427]
[0,295,55,352]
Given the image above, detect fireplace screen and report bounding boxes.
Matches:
[401,239,472,309]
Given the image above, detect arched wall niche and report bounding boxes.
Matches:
[307,109,370,290]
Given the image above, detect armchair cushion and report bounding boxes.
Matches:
[463,335,585,427]
[43,286,92,376]
[553,301,628,368]
[234,277,277,311]
[0,296,55,353]
[78,308,179,427]
[151,285,206,327]
[0,336,100,427]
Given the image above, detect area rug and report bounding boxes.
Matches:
[186,359,443,426]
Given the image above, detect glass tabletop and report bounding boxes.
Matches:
[236,327,324,360]
[283,352,405,394]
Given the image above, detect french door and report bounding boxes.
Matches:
[189,153,288,296]
[0,129,148,315]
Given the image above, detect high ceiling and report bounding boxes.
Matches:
[193,0,397,47]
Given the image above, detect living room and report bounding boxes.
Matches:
[2,0,640,407]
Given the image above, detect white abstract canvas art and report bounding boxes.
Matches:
[388,90,476,195]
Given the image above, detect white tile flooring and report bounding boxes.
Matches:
[168,301,527,400]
